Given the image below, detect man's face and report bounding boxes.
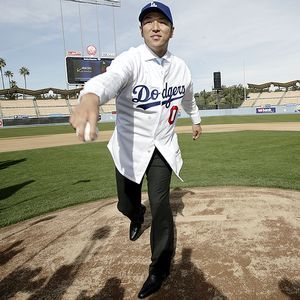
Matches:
[140,11,174,57]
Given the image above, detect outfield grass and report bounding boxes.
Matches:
[0,114,299,138]
[1,130,299,228]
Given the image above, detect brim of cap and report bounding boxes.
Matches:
[139,8,173,24]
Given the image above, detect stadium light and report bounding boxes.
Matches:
[60,0,120,88]
[64,0,121,7]
[63,0,120,55]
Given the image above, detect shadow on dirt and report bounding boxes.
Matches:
[30,216,57,226]
[91,226,111,240]
[139,188,228,299]
[76,277,125,300]
[28,225,111,300]
[171,187,194,216]
[140,187,194,237]
[278,278,300,299]
[0,240,25,266]
[0,211,56,241]
[152,248,228,300]
[0,225,111,300]
[0,266,46,299]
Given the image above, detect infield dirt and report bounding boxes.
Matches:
[1,122,300,153]
[0,187,299,299]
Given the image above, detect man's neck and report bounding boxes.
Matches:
[145,43,168,58]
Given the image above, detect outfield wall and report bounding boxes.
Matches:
[1,104,299,127]
[180,104,299,118]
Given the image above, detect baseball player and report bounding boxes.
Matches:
[70,1,202,298]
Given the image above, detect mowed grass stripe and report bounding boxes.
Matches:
[0,130,299,228]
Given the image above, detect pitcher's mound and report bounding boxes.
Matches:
[0,187,299,299]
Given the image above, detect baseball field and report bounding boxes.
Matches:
[0,114,299,299]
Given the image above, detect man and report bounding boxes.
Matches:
[70,1,202,298]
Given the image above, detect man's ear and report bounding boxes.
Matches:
[170,26,175,38]
[140,26,144,38]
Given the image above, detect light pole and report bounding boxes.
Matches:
[78,2,85,55]
[112,6,117,55]
[96,5,101,57]
[59,0,68,89]
[59,0,67,56]
[63,0,121,56]
[243,61,247,101]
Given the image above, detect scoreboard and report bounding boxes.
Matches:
[65,56,113,85]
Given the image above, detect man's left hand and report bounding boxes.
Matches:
[192,124,202,140]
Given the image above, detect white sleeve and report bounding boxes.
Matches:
[181,78,201,124]
[79,51,133,105]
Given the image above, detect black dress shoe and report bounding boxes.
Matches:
[138,273,167,299]
[129,205,146,241]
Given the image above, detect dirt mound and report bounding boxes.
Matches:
[1,187,299,299]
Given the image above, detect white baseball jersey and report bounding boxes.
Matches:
[80,44,201,184]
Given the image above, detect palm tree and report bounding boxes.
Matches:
[19,67,30,99]
[19,67,30,89]
[8,80,18,99]
[10,80,18,88]
[0,58,6,89]
[4,70,13,88]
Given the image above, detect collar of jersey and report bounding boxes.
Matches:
[141,43,172,64]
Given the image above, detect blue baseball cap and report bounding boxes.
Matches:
[139,1,173,25]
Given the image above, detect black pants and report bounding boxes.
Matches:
[116,148,174,276]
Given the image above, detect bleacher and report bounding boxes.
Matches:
[255,91,284,107]
[0,97,117,119]
[280,90,300,105]
[68,99,79,111]
[241,90,300,108]
[35,99,71,117]
[100,98,116,113]
[0,100,37,118]
[242,80,300,108]
[69,98,117,114]
[240,93,259,107]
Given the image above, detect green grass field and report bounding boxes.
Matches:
[0,114,299,228]
[0,114,299,138]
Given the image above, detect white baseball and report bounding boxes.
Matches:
[76,122,98,142]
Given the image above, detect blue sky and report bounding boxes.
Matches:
[1,0,299,92]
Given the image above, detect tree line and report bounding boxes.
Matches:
[195,84,247,109]
[0,58,30,90]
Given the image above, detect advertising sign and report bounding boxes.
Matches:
[87,45,97,56]
[256,107,276,114]
[67,50,82,57]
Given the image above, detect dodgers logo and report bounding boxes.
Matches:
[132,82,185,110]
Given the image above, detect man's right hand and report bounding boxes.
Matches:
[69,93,100,142]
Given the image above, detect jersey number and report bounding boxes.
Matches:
[168,105,179,125]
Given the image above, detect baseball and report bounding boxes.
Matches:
[76,122,98,142]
